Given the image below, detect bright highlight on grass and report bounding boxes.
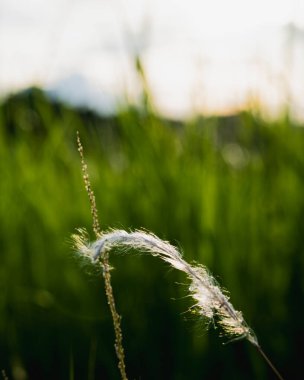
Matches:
[73,228,258,344]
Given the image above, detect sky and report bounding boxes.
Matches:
[1,0,304,118]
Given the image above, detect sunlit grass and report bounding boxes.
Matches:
[0,88,303,379]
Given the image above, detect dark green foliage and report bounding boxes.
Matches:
[0,88,303,379]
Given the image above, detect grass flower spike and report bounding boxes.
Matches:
[73,228,285,380]
[74,229,257,344]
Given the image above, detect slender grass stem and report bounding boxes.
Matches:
[102,250,128,380]
[76,132,128,380]
[254,343,285,380]
[76,132,100,237]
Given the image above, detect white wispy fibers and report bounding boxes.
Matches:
[72,228,258,346]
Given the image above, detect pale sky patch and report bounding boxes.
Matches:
[1,0,304,118]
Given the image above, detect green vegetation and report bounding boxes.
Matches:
[0,87,303,379]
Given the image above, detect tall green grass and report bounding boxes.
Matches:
[0,88,303,379]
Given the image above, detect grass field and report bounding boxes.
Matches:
[0,87,303,379]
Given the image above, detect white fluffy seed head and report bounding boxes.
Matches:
[72,228,95,261]
[72,228,258,346]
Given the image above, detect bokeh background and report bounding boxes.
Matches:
[1,1,304,379]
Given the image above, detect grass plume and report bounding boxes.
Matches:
[73,228,285,380]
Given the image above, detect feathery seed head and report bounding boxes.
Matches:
[72,228,93,259]
[73,228,258,345]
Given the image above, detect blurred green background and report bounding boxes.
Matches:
[0,87,303,379]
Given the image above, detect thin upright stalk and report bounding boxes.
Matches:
[102,250,128,379]
[76,132,128,380]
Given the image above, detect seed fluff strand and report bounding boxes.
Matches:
[72,228,285,380]
[73,228,257,345]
